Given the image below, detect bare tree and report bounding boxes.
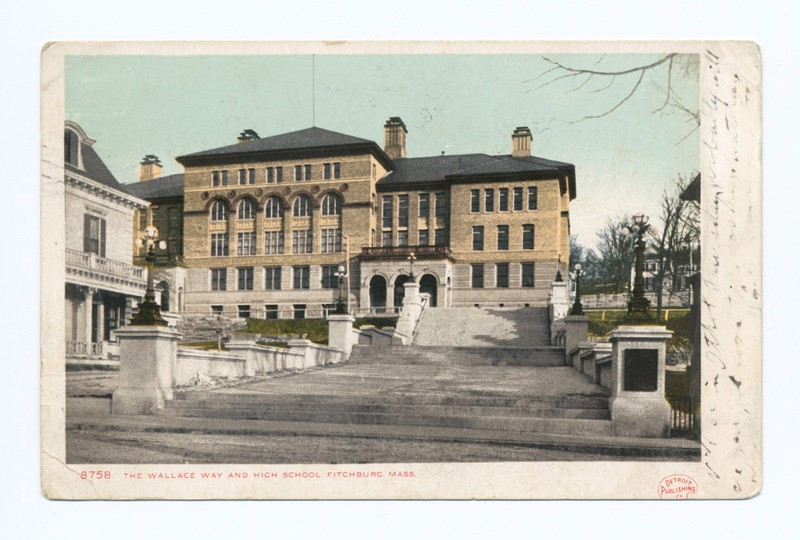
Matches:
[594,216,636,294]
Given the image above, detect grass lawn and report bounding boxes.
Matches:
[586,309,693,364]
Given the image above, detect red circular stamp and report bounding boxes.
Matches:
[658,474,698,499]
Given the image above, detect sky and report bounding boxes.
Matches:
[65,53,699,251]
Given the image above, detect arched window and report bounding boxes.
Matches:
[321,193,342,216]
[237,198,256,220]
[264,196,284,219]
[210,200,228,222]
[293,195,311,217]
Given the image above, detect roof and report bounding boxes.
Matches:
[65,143,122,190]
[122,173,185,200]
[176,126,384,162]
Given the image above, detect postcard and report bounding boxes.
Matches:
[41,40,761,499]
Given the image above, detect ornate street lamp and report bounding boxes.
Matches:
[130,225,168,326]
[570,263,584,316]
[623,212,654,323]
[407,251,417,282]
[334,264,348,314]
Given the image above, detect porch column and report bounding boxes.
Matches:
[83,287,94,348]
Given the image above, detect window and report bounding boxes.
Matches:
[499,188,509,211]
[266,166,283,183]
[265,304,278,320]
[398,194,409,228]
[211,268,227,291]
[210,233,229,257]
[324,163,332,180]
[237,199,256,220]
[83,214,106,256]
[293,304,306,319]
[419,193,430,218]
[238,305,251,318]
[321,193,341,216]
[333,162,341,179]
[237,232,256,255]
[211,305,224,315]
[435,192,447,218]
[264,196,284,219]
[513,187,523,211]
[275,166,283,183]
[372,163,376,179]
[293,266,310,289]
[397,230,409,246]
[292,230,312,253]
[496,263,509,288]
[382,196,393,228]
[65,129,78,165]
[238,168,255,185]
[237,267,254,290]
[265,267,281,289]
[471,264,484,288]
[210,200,228,222]
[381,230,392,247]
[522,263,535,288]
[434,228,447,247]
[497,225,509,251]
[264,231,284,254]
[294,165,302,182]
[304,164,312,181]
[323,162,341,180]
[485,189,494,212]
[470,189,480,213]
[321,265,339,289]
[472,226,484,251]
[522,224,535,250]
[293,195,311,217]
[528,186,538,210]
[418,229,430,246]
[321,228,342,253]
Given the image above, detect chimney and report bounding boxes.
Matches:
[138,155,163,182]
[511,126,532,158]
[237,129,260,144]
[384,117,407,160]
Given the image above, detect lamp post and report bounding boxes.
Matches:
[130,225,168,326]
[407,251,417,282]
[334,264,347,314]
[555,253,564,282]
[623,212,654,323]
[570,263,584,316]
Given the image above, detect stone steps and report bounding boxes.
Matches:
[348,344,565,366]
[414,307,551,347]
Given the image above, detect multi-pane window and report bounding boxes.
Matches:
[499,188,509,211]
[238,304,251,318]
[210,268,227,291]
[212,169,229,187]
[293,266,310,289]
[210,200,228,222]
[513,187,523,211]
[264,231,284,254]
[238,199,256,220]
[293,195,311,217]
[323,162,341,180]
[418,193,430,218]
[304,164,312,181]
[265,304,278,320]
[470,189,480,213]
[294,165,303,182]
[211,305,224,315]
[65,129,78,165]
[264,196,284,219]
[321,265,339,289]
[497,225,509,251]
[294,304,306,319]
[237,267,254,290]
[292,230,313,253]
[418,229,430,246]
[321,228,342,253]
[471,264,484,288]
[382,230,393,247]
[382,196,393,228]
[321,193,341,216]
[397,230,409,246]
[238,168,255,185]
[435,192,447,218]
[522,224,535,250]
[333,162,341,179]
[264,267,281,290]
[267,166,283,183]
[521,263,535,288]
[83,214,106,256]
[485,189,494,212]
[237,232,256,255]
[528,186,538,210]
[210,233,229,256]
[398,194,409,228]
[324,163,332,180]
[496,263,509,288]
[472,226,484,251]
[434,228,447,247]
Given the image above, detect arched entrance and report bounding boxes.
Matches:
[420,274,438,307]
[157,280,170,312]
[393,274,411,308]
[369,275,387,313]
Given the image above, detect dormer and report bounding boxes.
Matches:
[64,120,95,170]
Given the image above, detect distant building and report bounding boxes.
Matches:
[64,121,146,365]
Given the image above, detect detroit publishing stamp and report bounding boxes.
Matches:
[40,41,761,500]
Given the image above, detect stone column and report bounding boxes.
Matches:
[327,314,356,360]
[112,326,182,415]
[395,280,421,344]
[83,287,94,351]
[607,325,673,438]
[564,314,589,358]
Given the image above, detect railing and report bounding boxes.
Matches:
[66,249,145,281]
[411,293,430,340]
[66,341,87,355]
[65,340,105,357]
[360,245,452,260]
[667,396,696,436]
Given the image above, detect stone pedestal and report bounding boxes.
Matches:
[112,326,182,415]
[564,315,589,356]
[287,337,314,369]
[549,280,569,320]
[328,314,356,360]
[395,281,422,344]
[607,325,673,438]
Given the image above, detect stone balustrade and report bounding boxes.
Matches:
[66,249,145,280]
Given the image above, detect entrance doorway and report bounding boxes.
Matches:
[393,274,411,308]
[420,274,438,307]
[369,275,387,313]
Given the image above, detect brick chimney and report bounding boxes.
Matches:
[384,117,407,160]
[138,155,163,182]
[237,129,260,144]
[511,126,532,158]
